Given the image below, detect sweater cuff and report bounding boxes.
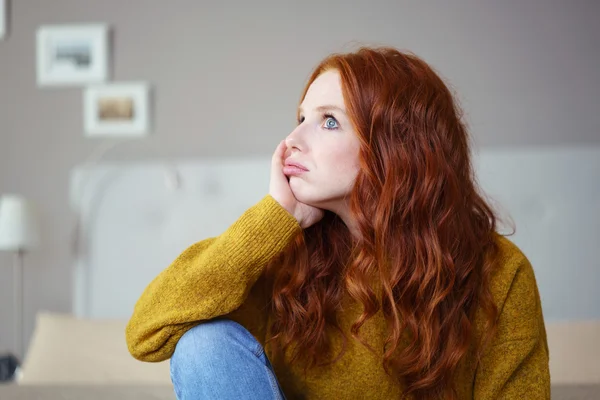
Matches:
[222,194,301,273]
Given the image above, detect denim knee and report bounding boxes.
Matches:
[170,319,285,400]
[172,318,263,361]
[170,319,263,382]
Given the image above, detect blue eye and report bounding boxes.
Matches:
[324,114,339,130]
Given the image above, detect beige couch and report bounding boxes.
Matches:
[8,313,600,398]
[547,320,600,386]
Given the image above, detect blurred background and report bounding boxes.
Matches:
[0,0,598,396]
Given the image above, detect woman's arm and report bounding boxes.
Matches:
[125,195,301,362]
[473,256,551,399]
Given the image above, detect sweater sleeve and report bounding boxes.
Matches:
[125,195,301,362]
[473,257,551,399]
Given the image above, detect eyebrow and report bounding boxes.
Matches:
[298,105,347,116]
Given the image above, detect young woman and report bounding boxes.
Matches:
[126,46,550,399]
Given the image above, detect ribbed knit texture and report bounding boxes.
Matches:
[126,195,550,399]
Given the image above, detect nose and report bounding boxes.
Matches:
[285,136,299,151]
[285,126,304,153]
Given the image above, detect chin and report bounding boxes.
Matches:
[289,179,339,210]
[289,179,323,205]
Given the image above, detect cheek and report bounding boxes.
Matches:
[328,150,360,179]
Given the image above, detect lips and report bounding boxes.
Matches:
[283,160,308,176]
[284,160,308,171]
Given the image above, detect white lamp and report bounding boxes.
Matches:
[0,194,40,361]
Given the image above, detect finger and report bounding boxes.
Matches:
[273,140,287,165]
[270,141,289,186]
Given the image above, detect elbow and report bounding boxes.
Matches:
[125,323,149,362]
[125,320,172,363]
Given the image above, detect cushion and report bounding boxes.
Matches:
[19,312,171,385]
[546,320,600,384]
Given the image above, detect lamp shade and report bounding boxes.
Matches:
[0,194,40,251]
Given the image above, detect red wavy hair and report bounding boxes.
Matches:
[264,46,514,399]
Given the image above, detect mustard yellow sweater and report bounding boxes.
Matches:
[125,195,551,399]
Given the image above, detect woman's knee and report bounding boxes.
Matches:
[170,319,283,400]
[171,318,262,370]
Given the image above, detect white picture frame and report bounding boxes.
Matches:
[37,24,109,87]
[84,83,150,137]
[0,0,6,40]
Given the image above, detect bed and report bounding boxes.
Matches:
[0,147,598,399]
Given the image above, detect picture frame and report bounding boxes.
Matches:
[84,82,150,137]
[0,0,6,40]
[37,24,109,87]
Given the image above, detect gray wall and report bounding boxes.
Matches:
[0,0,598,356]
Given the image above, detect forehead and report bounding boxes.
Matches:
[301,69,344,109]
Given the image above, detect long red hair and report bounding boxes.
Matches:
[264,46,514,399]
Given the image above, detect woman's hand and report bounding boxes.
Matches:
[269,140,324,229]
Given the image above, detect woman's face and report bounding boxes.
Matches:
[284,69,361,213]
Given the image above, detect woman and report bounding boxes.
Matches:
[126,46,550,399]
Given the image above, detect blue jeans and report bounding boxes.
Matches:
[170,319,287,400]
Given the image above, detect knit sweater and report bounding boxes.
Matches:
[125,195,551,399]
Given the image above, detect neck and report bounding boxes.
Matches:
[330,205,361,241]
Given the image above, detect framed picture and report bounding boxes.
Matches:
[37,24,109,86]
[0,0,6,40]
[84,83,150,137]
